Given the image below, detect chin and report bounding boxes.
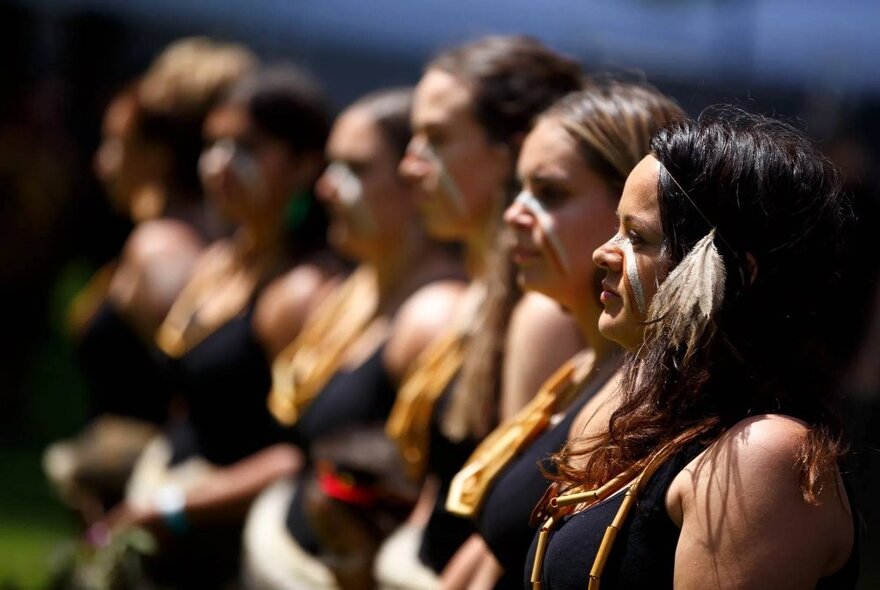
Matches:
[597,312,622,344]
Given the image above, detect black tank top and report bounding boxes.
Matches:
[478,373,612,590]
[78,300,170,424]
[418,381,481,573]
[163,305,280,466]
[525,441,860,589]
[284,344,398,553]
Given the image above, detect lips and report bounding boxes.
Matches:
[600,279,622,305]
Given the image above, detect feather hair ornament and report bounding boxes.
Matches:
[646,228,726,363]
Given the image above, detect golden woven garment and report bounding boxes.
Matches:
[267,267,379,426]
[445,352,592,518]
[385,327,469,482]
[156,247,259,359]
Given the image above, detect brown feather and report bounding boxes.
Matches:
[646,229,725,362]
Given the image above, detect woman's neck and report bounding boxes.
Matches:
[365,229,433,315]
[463,210,499,281]
[573,304,619,367]
[233,218,283,268]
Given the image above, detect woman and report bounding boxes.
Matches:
[527,108,858,589]
[240,87,465,590]
[378,35,585,586]
[92,64,337,588]
[45,38,257,520]
[442,82,684,589]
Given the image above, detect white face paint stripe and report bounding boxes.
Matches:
[324,161,377,234]
[419,143,468,215]
[612,233,647,314]
[200,139,266,200]
[514,190,571,274]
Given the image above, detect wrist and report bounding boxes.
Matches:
[152,484,189,535]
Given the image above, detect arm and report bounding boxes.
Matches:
[97,443,302,535]
[669,415,853,590]
[500,292,583,419]
[440,534,502,590]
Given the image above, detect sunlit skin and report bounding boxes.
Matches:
[316,105,417,262]
[505,118,619,334]
[593,155,664,351]
[399,69,511,256]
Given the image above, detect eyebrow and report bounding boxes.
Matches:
[618,212,659,234]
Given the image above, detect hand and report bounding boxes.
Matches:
[86,503,158,546]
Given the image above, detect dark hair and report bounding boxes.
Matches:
[435,36,583,441]
[225,65,333,262]
[554,107,852,502]
[429,35,583,151]
[136,37,257,200]
[347,87,413,164]
[540,80,685,197]
[227,64,330,157]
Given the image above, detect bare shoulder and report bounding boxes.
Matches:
[501,292,583,417]
[122,219,205,262]
[683,415,818,495]
[384,279,468,380]
[253,264,341,359]
[670,414,853,589]
[109,220,206,335]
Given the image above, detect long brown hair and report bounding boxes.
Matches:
[553,107,852,502]
[429,36,584,441]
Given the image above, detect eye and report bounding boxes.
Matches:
[533,185,567,207]
[627,230,644,247]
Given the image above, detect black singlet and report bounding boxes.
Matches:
[163,305,280,466]
[477,372,612,589]
[525,441,860,589]
[78,300,170,424]
[283,344,399,553]
[418,381,481,573]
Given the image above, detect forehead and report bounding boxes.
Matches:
[517,117,582,179]
[412,68,476,129]
[619,155,661,224]
[327,106,385,162]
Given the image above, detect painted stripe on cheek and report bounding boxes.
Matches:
[421,143,468,215]
[619,237,647,314]
[325,161,377,234]
[514,190,571,274]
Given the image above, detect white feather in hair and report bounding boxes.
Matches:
[647,229,725,362]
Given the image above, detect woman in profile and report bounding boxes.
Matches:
[241,87,465,590]
[443,81,684,589]
[91,64,337,588]
[527,108,858,589]
[379,35,585,587]
[45,37,257,521]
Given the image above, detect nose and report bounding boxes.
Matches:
[398,137,433,183]
[94,137,122,183]
[593,235,624,272]
[315,166,339,205]
[503,197,535,232]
